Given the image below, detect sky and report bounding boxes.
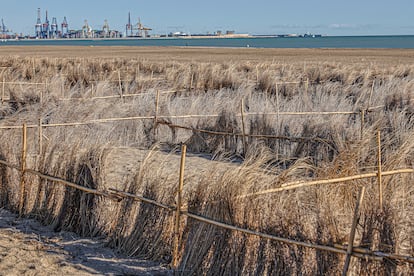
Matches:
[1,0,413,36]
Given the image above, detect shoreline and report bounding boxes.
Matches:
[0,46,413,65]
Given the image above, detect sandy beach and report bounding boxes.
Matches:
[0,46,413,64]
[0,208,171,275]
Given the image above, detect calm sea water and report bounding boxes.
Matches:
[1,35,414,48]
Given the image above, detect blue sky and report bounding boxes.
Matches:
[1,1,413,36]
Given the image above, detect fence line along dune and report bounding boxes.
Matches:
[0,52,413,274]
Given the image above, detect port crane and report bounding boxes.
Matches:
[42,10,50,38]
[102,19,110,38]
[82,20,93,38]
[1,19,10,35]
[35,8,42,38]
[136,17,152,37]
[125,13,152,37]
[51,17,58,38]
[61,17,69,37]
[126,12,133,37]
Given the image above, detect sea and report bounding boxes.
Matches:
[1,35,414,48]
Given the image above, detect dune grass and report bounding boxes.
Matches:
[0,51,413,274]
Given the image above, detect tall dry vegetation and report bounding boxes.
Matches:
[0,55,413,274]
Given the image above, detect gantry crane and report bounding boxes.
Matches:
[137,17,152,37]
[102,19,110,38]
[35,8,42,38]
[1,19,9,34]
[42,10,50,38]
[61,17,69,37]
[82,20,93,38]
[51,17,58,38]
[126,12,133,37]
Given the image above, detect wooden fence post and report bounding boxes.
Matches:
[305,78,309,94]
[275,83,280,127]
[118,71,123,101]
[19,123,28,216]
[190,73,194,90]
[1,77,4,104]
[61,78,65,99]
[240,99,247,155]
[360,109,365,140]
[38,118,43,155]
[172,144,187,270]
[342,186,366,276]
[377,131,383,211]
[153,90,160,137]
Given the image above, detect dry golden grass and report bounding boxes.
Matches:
[0,48,413,274]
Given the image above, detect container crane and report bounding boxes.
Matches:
[1,19,9,34]
[126,12,133,37]
[51,17,58,38]
[42,10,50,38]
[137,17,152,37]
[1,19,11,39]
[82,20,93,38]
[102,19,110,38]
[35,8,42,38]
[61,17,68,37]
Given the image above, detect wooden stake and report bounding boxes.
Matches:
[1,77,4,104]
[19,123,27,216]
[38,118,43,155]
[32,58,36,79]
[153,90,160,137]
[275,83,280,127]
[190,73,194,90]
[40,87,43,104]
[377,131,383,211]
[172,144,187,269]
[367,80,375,110]
[342,186,366,276]
[240,99,247,155]
[61,79,64,99]
[118,71,123,101]
[360,109,365,140]
[305,78,309,94]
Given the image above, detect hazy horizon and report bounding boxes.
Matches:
[1,0,413,36]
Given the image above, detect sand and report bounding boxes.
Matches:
[0,46,413,65]
[0,208,171,276]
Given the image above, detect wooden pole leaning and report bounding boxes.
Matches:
[377,131,383,211]
[172,144,187,269]
[19,123,28,216]
[342,186,366,276]
[240,99,248,155]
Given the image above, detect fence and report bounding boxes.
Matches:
[1,77,413,273]
[0,125,413,274]
[0,75,310,104]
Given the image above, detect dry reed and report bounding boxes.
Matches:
[0,54,413,274]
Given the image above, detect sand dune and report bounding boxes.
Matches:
[0,208,171,276]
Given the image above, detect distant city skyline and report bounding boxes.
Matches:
[1,0,413,36]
